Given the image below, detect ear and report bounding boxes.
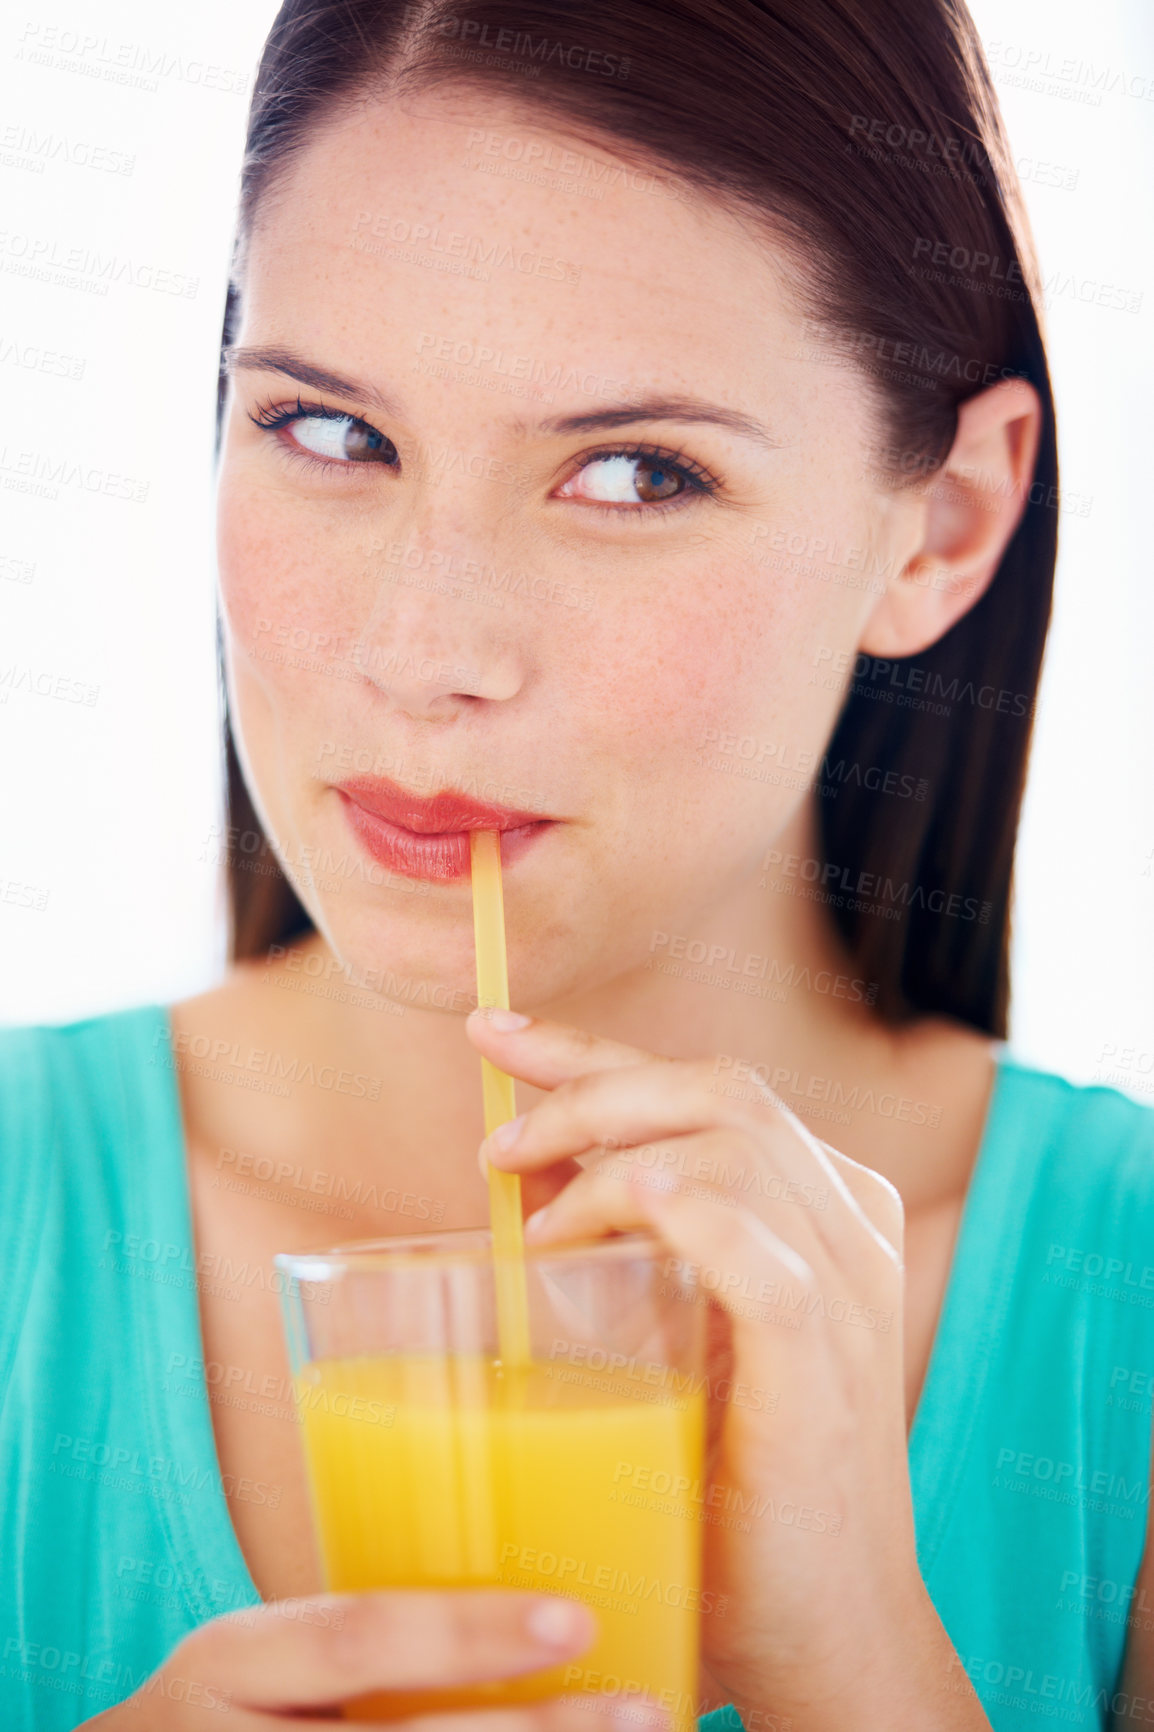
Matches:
[859,377,1043,658]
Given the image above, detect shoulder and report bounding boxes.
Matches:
[996,1050,1154,1168]
[0,1003,173,1391]
[0,1001,173,1171]
[0,997,170,1082]
[990,1052,1154,1292]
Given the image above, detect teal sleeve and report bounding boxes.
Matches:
[699,1707,745,1732]
[0,1024,51,1407]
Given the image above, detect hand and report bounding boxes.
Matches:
[466,1011,983,1731]
[80,1589,637,1730]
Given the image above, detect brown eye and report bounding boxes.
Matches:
[558,451,703,506]
[292,412,397,464]
[633,460,684,501]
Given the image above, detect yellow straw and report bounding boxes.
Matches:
[469,829,531,1367]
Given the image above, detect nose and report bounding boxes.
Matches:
[351,513,525,719]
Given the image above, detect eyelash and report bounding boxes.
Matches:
[245,395,721,517]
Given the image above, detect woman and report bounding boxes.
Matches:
[2,0,1151,1728]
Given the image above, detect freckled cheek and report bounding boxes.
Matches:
[215,478,350,658]
[586,585,799,759]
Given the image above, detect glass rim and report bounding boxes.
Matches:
[273,1226,666,1279]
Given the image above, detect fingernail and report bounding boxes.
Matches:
[523,1204,551,1239]
[525,1597,591,1648]
[487,1114,525,1155]
[483,1007,531,1031]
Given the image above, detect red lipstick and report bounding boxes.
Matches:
[335,775,554,882]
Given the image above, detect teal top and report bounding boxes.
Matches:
[2,1003,1153,1731]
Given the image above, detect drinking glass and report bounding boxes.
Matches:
[275,1229,709,1728]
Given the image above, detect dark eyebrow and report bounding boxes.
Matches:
[222,345,398,414]
[526,398,784,449]
[224,346,782,448]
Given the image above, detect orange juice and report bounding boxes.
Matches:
[295,1354,706,1728]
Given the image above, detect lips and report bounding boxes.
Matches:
[335,774,554,882]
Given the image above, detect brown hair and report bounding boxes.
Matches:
[216,0,1058,1036]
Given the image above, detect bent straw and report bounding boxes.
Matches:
[470,829,531,1367]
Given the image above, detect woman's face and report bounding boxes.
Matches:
[216,91,923,1010]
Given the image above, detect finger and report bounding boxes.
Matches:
[230,1702,656,1732]
[481,1060,728,1173]
[481,1061,847,1228]
[364,1702,670,1732]
[536,1130,845,1279]
[489,1063,897,1270]
[465,1009,667,1089]
[186,1591,597,1709]
[252,1701,656,1732]
[526,1164,815,1297]
[474,1130,583,1226]
[614,1174,826,1338]
[524,1166,656,1247]
[467,1018,900,1268]
[510,1159,585,1225]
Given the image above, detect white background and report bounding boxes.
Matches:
[1,0,1151,1103]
